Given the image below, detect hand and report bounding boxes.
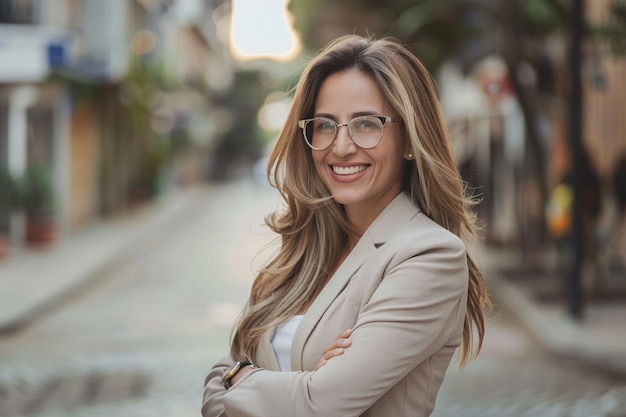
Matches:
[314,329,353,371]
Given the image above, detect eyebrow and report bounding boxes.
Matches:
[313,110,382,119]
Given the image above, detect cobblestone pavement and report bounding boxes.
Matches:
[1,179,625,417]
[432,309,626,417]
[4,313,625,417]
[0,351,210,417]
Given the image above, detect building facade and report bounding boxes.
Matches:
[0,0,232,252]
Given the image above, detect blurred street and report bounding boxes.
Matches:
[1,0,625,415]
[0,178,624,417]
[0,178,280,416]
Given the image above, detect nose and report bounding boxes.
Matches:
[332,123,357,156]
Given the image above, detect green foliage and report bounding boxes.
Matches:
[513,0,567,34]
[288,0,325,49]
[289,0,626,84]
[140,138,171,179]
[589,0,626,56]
[125,133,174,200]
[611,0,626,54]
[290,0,568,71]
[389,0,491,71]
[48,72,99,104]
[615,0,626,20]
[210,70,268,179]
[16,164,56,218]
[0,169,19,216]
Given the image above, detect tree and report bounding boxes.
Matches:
[289,0,625,251]
[589,0,626,56]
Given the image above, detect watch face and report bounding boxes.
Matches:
[222,361,249,389]
[222,363,239,388]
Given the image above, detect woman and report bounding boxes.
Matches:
[202,35,489,417]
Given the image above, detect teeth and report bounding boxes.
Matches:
[332,165,367,175]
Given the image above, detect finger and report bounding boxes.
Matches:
[322,329,353,354]
[314,359,327,371]
[316,329,354,371]
[315,347,346,371]
[322,347,345,362]
[323,337,352,354]
[337,329,353,338]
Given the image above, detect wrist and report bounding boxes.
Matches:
[231,364,254,386]
[221,361,257,389]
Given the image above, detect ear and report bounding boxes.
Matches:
[403,142,414,160]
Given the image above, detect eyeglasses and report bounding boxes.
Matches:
[297,115,397,150]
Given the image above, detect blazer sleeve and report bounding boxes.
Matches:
[201,355,234,417]
[217,235,468,417]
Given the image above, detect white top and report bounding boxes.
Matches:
[271,315,304,371]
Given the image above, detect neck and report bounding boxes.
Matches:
[345,204,388,236]
[343,190,402,235]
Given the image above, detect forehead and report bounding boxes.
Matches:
[314,69,388,116]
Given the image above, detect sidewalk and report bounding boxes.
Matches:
[1,185,625,377]
[0,185,207,333]
[479,245,626,377]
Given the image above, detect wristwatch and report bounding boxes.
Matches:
[221,361,255,389]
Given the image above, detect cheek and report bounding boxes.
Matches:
[311,152,327,175]
[386,148,408,182]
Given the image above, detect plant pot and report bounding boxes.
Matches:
[25,216,57,248]
[0,234,9,261]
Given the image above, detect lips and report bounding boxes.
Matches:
[331,165,369,175]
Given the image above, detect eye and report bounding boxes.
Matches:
[313,119,336,133]
[353,116,380,131]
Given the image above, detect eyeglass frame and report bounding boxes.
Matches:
[297,115,398,150]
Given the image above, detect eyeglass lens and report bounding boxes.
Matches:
[304,116,384,149]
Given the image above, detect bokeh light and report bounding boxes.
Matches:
[229,0,301,62]
[258,92,292,132]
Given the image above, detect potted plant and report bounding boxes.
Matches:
[0,169,18,259]
[18,164,57,247]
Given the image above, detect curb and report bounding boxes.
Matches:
[486,266,626,378]
[0,185,207,334]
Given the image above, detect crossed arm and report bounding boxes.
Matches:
[231,328,353,385]
[202,242,467,417]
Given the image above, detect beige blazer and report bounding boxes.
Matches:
[202,192,468,417]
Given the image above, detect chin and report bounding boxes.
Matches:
[329,192,363,206]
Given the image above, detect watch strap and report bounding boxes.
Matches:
[221,361,252,389]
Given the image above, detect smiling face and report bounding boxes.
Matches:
[311,69,408,231]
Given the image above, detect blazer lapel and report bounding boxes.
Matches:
[291,192,421,371]
[291,232,377,371]
[256,327,281,370]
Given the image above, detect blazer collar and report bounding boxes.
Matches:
[365,192,422,246]
[289,192,420,370]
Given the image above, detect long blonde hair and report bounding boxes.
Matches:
[231,35,490,366]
